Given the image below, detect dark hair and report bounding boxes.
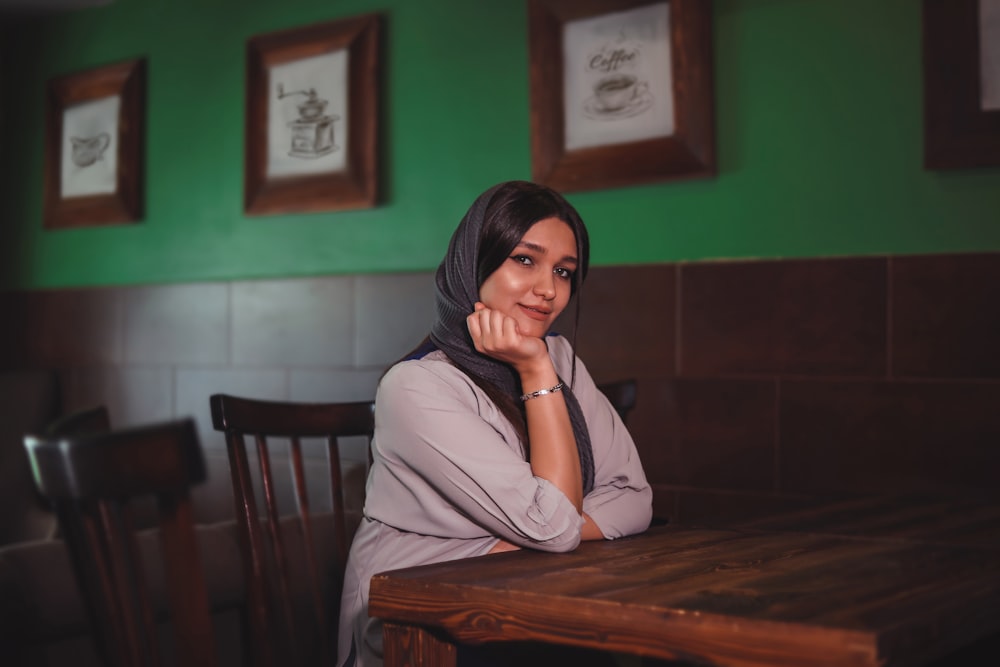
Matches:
[476,181,590,295]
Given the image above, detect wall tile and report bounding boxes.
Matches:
[5,256,999,530]
[232,277,353,367]
[290,368,383,462]
[892,253,1000,378]
[355,272,435,366]
[555,264,675,379]
[649,483,678,524]
[0,291,33,369]
[191,453,235,525]
[2,288,122,368]
[628,378,775,492]
[675,489,818,526]
[289,368,383,403]
[780,379,1000,497]
[60,367,174,428]
[681,258,887,377]
[123,283,228,365]
[175,367,288,453]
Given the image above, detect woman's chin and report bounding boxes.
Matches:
[519,322,550,339]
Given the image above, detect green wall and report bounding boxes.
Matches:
[1,0,998,290]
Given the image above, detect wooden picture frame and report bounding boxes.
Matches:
[528,0,715,194]
[43,58,145,230]
[923,0,1000,169]
[245,13,382,215]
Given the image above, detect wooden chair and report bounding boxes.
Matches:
[597,378,638,424]
[23,417,218,667]
[43,404,111,437]
[209,394,375,667]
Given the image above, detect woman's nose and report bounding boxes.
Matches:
[533,271,556,299]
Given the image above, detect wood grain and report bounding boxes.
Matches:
[371,499,1000,666]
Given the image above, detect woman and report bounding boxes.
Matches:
[338,181,652,666]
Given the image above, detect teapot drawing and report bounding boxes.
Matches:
[69,133,111,167]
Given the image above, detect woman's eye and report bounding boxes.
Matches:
[554,267,573,280]
[511,255,533,266]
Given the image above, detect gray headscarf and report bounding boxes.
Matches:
[428,182,595,495]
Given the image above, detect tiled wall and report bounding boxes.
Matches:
[559,253,1000,523]
[2,253,998,525]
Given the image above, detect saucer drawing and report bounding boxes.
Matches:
[583,89,654,121]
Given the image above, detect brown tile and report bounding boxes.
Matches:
[681,258,887,377]
[675,489,819,526]
[892,253,1000,378]
[649,483,678,524]
[0,291,30,369]
[554,264,675,379]
[123,283,228,365]
[232,277,353,367]
[629,378,776,492]
[3,287,122,368]
[779,379,1000,498]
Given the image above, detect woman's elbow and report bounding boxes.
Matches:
[531,529,582,553]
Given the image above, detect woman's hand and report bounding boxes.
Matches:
[466,302,549,373]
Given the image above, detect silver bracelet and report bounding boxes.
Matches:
[520,382,564,402]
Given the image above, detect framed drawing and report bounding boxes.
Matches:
[245,13,382,215]
[923,0,1000,169]
[528,0,715,194]
[43,58,145,229]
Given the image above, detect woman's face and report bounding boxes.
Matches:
[478,216,578,339]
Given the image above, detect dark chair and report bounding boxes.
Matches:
[209,394,375,667]
[43,404,111,437]
[23,418,218,667]
[597,378,638,424]
[31,404,113,530]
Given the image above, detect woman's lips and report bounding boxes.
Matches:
[518,303,551,321]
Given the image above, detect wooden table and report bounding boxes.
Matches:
[369,496,1000,666]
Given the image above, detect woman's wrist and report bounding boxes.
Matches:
[520,382,564,402]
[516,364,559,396]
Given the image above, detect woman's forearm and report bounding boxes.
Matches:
[581,513,604,540]
[520,366,583,512]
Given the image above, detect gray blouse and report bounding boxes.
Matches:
[337,335,653,666]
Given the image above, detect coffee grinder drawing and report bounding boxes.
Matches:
[277,83,339,158]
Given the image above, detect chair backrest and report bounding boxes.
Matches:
[23,418,217,667]
[597,378,638,424]
[43,404,111,437]
[209,394,375,667]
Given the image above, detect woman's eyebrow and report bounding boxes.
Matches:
[517,240,578,264]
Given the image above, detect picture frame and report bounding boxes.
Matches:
[528,0,715,194]
[245,13,382,215]
[923,0,1000,169]
[43,58,146,230]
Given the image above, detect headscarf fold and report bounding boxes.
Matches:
[429,183,595,495]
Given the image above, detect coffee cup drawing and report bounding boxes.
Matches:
[593,74,646,112]
[69,133,111,168]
